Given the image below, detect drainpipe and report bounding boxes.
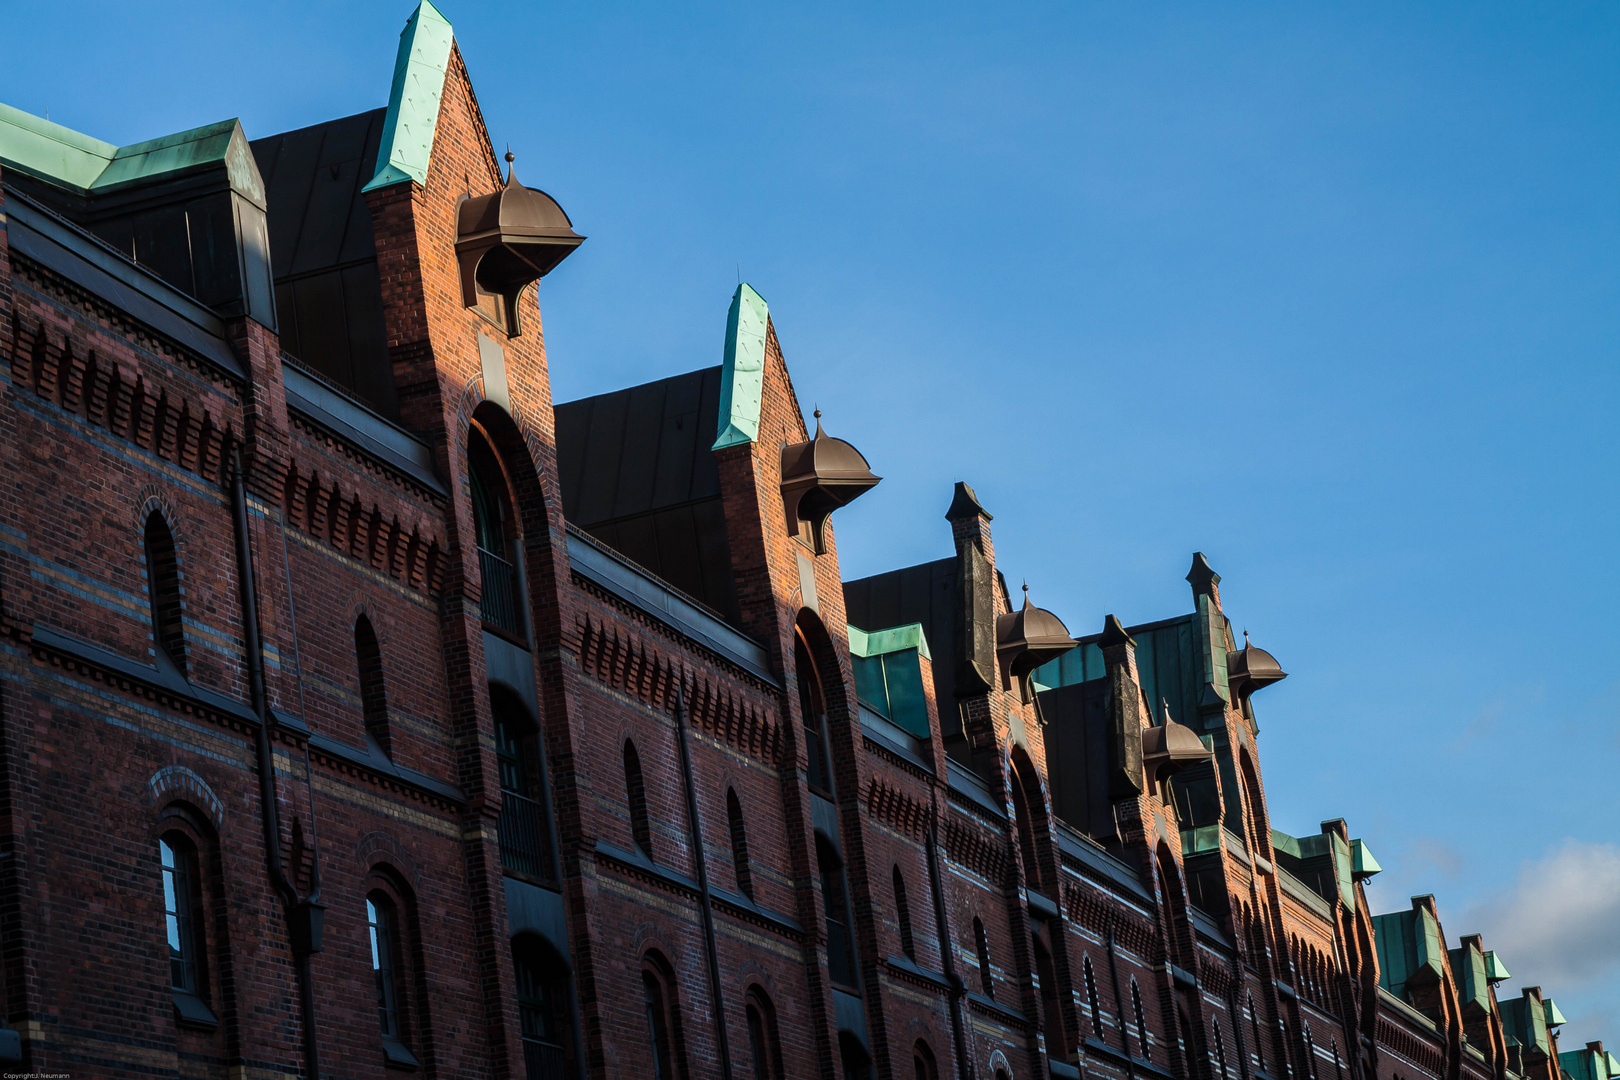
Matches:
[927,823,974,1080]
[232,451,324,1080]
[672,684,733,1080]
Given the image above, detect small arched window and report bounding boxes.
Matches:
[1303,1022,1318,1079]
[1131,979,1151,1062]
[1084,955,1104,1042]
[159,830,219,1029]
[641,952,683,1080]
[624,740,653,860]
[355,614,390,756]
[1213,1017,1228,1079]
[469,424,524,638]
[367,890,419,1066]
[973,916,994,999]
[1280,1018,1294,1078]
[144,510,186,672]
[892,865,915,960]
[727,788,753,900]
[744,986,783,1080]
[1250,994,1266,1071]
[495,689,552,882]
[1009,756,1044,893]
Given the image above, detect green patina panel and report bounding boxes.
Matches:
[1450,944,1490,1020]
[712,284,770,450]
[848,622,933,739]
[1373,909,1441,998]
[1330,832,1356,909]
[364,1,455,193]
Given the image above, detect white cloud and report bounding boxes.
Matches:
[1461,839,1620,1045]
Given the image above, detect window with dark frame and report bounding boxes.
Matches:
[912,1040,938,1080]
[355,614,391,756]
[160,835,202,995]
[144,510,186,672]
[469,425,524,639]
[727,788,753,900]
[624,740,653,860]
[1084,955,1104,1043]
[744,987,782,1080]
[817,836,857,990]
[892,865,915,961]
[973,917,993,999]
[1250,994,1266,1071]
[1132,979,1151,1062]
[495,689,553,883]
[795,635,835,796]
[1214,1017,1229,1079]
[642,957,679,1080]
[366,891,417,1066]
[514,937,572,1079]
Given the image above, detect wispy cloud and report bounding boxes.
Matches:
[1460,839,1620,1045]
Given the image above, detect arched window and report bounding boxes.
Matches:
[1084,955,1105,1042]
[367,890,419,1066]
[469,425,524,638]
[795,633,834,796]
[1033,932,1068,1058]
[514,935,574,1078]
[144,510,186,672]
[840,1031,873,1080]
[1213,1017,1228,1079]
[1303,1022,1318,1079]
[892,865,915,961]
[1249,994,1266,1071]
[1132,979,1151,1062]
[1009,755,1044,893]
[624,740,653,860]
[159,829,221,1029]
[641,952,683,1080]
[818,835,857,989]
[1280,1018,1294,1078]
[728,789,753,900]
[973,917,994,999]
[495,689,552,882]
[355,614,391,756]
[744,986,783,1080]
[1239,750,1270,859]
[912,1040,939,1080]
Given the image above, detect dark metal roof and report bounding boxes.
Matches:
[250,109,399,418]
[554,367,740,623]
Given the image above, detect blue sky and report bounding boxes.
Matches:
[5,0,1617,1041]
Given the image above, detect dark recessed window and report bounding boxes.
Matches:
[818,836,857,990]
[355,614,391,756]
[368,895,403,1040]
[973,917,993,999]
[641,954,682,1080]
[727,788,753,900]
[624,740,653,860]
[1084,955,1104,1043]
[160,835,202,994]
[796,635,833,796]
[514,936,573,1078]
[495,689,552,883]
[1132,979,1151,1062]
[744,987,782,1080]
[144,511,186,673]
[893,866,915,961]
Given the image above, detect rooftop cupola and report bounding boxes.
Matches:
[1226,630,1287,702]
[1141,704,1212,790]
[996,585,1077,696]
[455,151,584,330]
[779,410,881,552]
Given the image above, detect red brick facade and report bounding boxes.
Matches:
[0,7,1602,1080]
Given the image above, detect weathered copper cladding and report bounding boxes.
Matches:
[995,586,1078,680]
[1226,635,1288,701]
[779,411,881,545]
[454,153,584,307]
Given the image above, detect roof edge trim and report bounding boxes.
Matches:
[362,1,455,194]
[712,283,769,450]
[848,622,933,662]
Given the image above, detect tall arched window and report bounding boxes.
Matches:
[1033,932,1068,1059]
[892,865,915,961]
[514,935,574,1078]
[1280,1018,1294,1079]
[1132,979,1151,1062]
[1009,755,1044,894]
[1239,750,1270,859]
[744,986,783,1080]
[1249,994,1266,1071]
[367,890,419,1066]
[818,835,857,989]
[144,510,186,672]
[912,1040,939,1080]
[1303,1022,1318,1079]
[355,614,391,756]
[469,425,524,639]
[641,952,683,1080]
[495,689,552,882]
[973,916,994,999]
[1213,1017,1228,1079]
[727,788,753,900]
[795,633,834,796]
[624,740,653,860]
[159,829,219,1027]
[1084,955,1104,1043]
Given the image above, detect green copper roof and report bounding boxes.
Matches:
[0,104,259,204]
[1485,951,1512,981]
[1450,944,1491,1020]
[1374,907,1445,999]
[712,283,770,450]
[363,1,455,192]
[847,622,932,661]
[1352,838,1382,878]
[1543,999,1568,1027]
[1560,1048,1613,1080]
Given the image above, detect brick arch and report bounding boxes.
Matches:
[134,486,188,542]
[735,958,778,998]
[344,591,394,650]
[355,831,422,893]
[147,765,226,832]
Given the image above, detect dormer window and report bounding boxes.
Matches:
[456,152,584,337]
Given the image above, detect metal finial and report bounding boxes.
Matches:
[505,144,514,165]
[1243,628,1250,646]
[813,407,821,420]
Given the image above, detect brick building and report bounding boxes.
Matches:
[0,4,1610,1079]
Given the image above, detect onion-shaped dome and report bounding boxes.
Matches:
[1226,631,1287,701]
[780,411,881,547]
[995,585,1077,679]
[1142,704,1212,786]
[454,152,584,307]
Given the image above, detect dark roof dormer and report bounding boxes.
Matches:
[996,585,1077,684]
[780,410,881,553]
[455,152,584,331]
[1226,631,1287,701]
[1142,712,1212,789]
